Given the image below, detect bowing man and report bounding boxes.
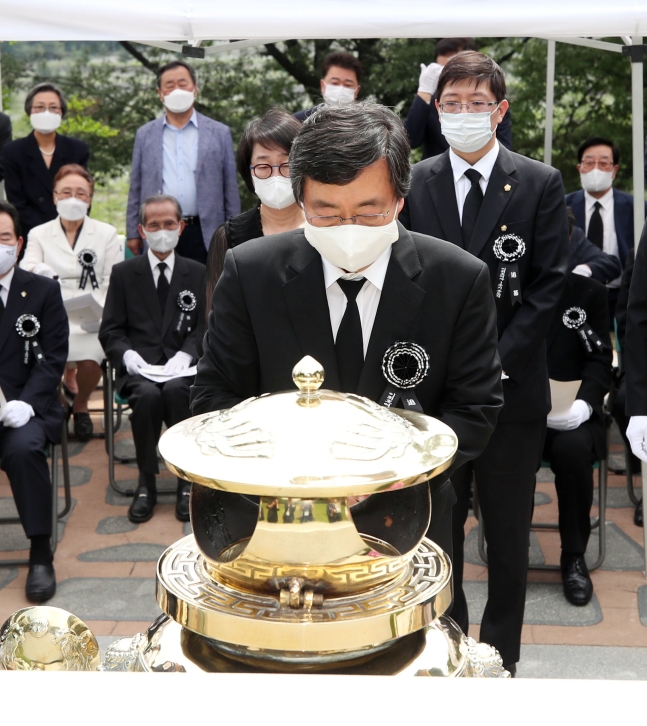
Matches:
[99,195,205,524]
[191,101,504,558]
[399,51,569,674]
[0,201,68,602]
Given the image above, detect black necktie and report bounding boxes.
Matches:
[335,279,366,394]
[157,262,169,313]
[587,201,603,249]
[461,168,483,248]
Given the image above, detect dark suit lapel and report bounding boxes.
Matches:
[25,133,53,194]
[424,153,463,246]
[282,240,341,391]
[134,254,163,331]
[0,268,32,349]
[162,255,189,334]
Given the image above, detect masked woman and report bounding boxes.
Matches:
[20,164,122,441]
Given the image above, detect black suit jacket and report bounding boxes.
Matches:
[623,222,647,415]
[546,273,612,457]
[569,226,622,284]
[0,267,68,442]
[0,112,12,182]
[99,254,206,391]
[400,145,569,422]
[0,132,90,239]
[191,224,504,478]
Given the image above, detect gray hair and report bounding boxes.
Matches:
[139,194,183,226]
[289,101,411,204]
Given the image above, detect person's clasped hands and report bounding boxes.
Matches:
[547,399,592,431]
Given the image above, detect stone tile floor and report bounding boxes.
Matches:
[1,409,647,678]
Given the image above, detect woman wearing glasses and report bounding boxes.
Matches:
[0,83,90,245]
[21,164,122,441]
[205,108,303,306]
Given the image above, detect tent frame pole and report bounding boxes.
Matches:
[544,40,556,166]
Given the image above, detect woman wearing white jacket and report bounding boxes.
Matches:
[21,164,122,440]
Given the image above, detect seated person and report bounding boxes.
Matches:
[544,270,612,606]
[99,195,205,524]
[0,201,68,602]
[20,164,122,441]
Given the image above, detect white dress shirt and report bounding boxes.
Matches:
[0,265,15,307]
[162,110,199,217]
[584,188,620,288]
[147,248,175,286]
[449,140,500,221]
[321,246,392,356]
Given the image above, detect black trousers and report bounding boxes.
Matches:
[121,375,192,475]
[427,479,456,561]
[543,425,596,555]
[449,419,545,667]
[0,419,52,538]
[612,382,641,474]
[177,223,207,264]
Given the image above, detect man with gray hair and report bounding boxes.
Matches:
[100,194,206,523]
[191,102,503,552]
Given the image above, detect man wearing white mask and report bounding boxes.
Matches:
[400,51,569,675]
[192,102,504,568]
[100,195,206,524]
[294,52,362,122]
[0,83,89,246]
[126,61,240,264]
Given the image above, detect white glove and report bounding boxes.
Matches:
[627,416,647,463]
[547,399,592,431]
[418,62,443,95]
[162,351,193,376]
[33,262,59,279]
[123,350,148,376]
[0,400,35,428]
[572,264,593,278]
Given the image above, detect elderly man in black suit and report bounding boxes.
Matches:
[0,201,68,602]
[100,195,205,524]
[191,101,504,560]
[400,51,569,674]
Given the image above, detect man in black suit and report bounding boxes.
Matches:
[0,201,68,602]
[0,83,89,243]
[99,195,205,524]
[399,51,569,673]
[0,111,12,182]
[544,273,611,605]
[191,102,504,558]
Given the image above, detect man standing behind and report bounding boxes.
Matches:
[126,61,240,264]
[400,51,568,675]
[294,51,362,122]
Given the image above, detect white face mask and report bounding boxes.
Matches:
[145,228,180,254]
[580,168,614,194]
[163,88,196,114]
[30,111,62,134]
[304,207,399,272]
[0,243,17,276]
[57,197,89,222]
[253,176,296,210]
[440,107,499,153]
[323,84,356,107]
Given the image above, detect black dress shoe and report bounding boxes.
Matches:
[635,500,643,528]
[26,564,56,603]
[504,663,516,678]
[73,412,93,442]
[128,485,157,523]
[175,481,190,522]
[561,555,593,606]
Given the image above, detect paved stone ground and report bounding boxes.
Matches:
[1,404,647,678]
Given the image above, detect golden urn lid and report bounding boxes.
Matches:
[159,356,457,498]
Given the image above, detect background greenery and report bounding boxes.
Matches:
[1,37,641,234]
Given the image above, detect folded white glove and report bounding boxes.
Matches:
[123,350,148,376]
[33,262,59,279]
[0,400,35,428]
[572,264,593,278]
[418,62,443,95]
[627,416,647,463]
[162,351,193,376]
[547,399,592,431]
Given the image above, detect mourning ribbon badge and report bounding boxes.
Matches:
[16,314,44,365]
[77,249,99,290]
[562,307,603,354]
[176,290,197,334]
[493,234,524,305]
[379,342,429,413]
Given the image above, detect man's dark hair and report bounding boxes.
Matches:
[290,102,411,204]
[139,194,183,226]
[321,51,363,84]
[24,82,68,117]
[578,137,620,165]
[436,51,507,103]
[0,200,22,238]
[156,60,198,88]
[435,38,478,59]
[237,108,302,192]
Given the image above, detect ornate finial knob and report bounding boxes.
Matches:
[292,356,325,400]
